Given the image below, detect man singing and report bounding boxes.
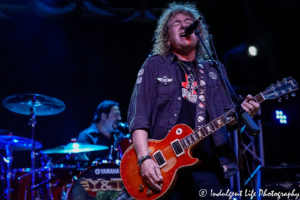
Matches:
[127,2,259,199]
[76,100,124,164]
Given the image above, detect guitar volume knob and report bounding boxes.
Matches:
[278,98,282,103]
[147,189,153,196]
[291,93,296,97]
[139,185,144,192]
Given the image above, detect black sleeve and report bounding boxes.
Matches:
[127,57,156,136]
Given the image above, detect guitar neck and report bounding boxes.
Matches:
[179,93,266,149]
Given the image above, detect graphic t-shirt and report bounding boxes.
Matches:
[176,60,198,129]
[176,60,219,169]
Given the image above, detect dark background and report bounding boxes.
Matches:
[0,0,299,169]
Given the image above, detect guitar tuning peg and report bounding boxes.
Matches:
[291,93,296,97]
[278,97,282,103]
[285,95,289,100]
[283,78,287,83]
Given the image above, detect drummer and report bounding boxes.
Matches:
[75,100,125,165]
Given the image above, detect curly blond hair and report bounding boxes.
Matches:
[152,2,212,60]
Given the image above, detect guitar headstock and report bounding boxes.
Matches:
[262,77,298,101]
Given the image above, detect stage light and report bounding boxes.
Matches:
[275,110,287,124]
[233,198,238,200]
[248,46,258,57]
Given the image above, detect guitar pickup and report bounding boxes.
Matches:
[171,139,185,157]
[153,150,167,168]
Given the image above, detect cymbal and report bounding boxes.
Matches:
[2,93,65,116]
[0,134,42,150]
[41,143,109,154]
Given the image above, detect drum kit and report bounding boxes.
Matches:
[0,93,133,200]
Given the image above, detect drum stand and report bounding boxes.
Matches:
[5,143,13,200]
[29,96,37,200]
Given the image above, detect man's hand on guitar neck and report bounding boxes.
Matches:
[228,94,260,127]
[132,129,163,192]
[241,94,260,117]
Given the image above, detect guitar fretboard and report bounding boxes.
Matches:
[179,93,265,149]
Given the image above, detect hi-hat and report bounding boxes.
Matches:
[0,134,42,150]
[41,142,109,154]
[2,93,65,116]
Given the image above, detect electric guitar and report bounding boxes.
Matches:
[120,77,298,200]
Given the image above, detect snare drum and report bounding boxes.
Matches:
[114,136,132,158]
[65,163,122,200]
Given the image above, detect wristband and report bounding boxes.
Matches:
[137,154,152,166]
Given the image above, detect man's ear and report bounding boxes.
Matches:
[101,113,107,121]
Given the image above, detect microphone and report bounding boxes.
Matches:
[116,122,129,133]
[181,17,202,37]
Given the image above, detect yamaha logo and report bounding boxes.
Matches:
[94,168,101,175]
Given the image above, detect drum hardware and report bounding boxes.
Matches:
[108,145,114,161]
[2,93,65,200]
[114,135,132,159]
[18,154,76,180]
[17,154,77,200]
[0,133,42,200]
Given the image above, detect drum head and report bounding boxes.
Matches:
[67,163,122,200]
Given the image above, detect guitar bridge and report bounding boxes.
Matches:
[153,150,167,168]
[171,139,185,157]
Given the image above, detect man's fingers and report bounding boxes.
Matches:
[246,94,253,100]
[146,178,162,191]
[140,159,163,192]
[241,104,250,114]
[149,169,161,183]
[242,101,255,112]
[154,166,163,181]
[249,101,260,111]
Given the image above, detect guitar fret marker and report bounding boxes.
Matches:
[206,125,211,132]
[217,119,223,126]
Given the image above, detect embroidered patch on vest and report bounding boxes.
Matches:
[198,63,204,68]
[138,69,144,76]
[136,77,142,84]
[209,72,218,80]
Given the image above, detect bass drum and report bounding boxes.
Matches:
[65,163,122,200]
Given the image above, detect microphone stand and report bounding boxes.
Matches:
[194,27,260,199]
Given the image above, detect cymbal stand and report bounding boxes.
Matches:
[5,143,13,200]
[29,95,37,200]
